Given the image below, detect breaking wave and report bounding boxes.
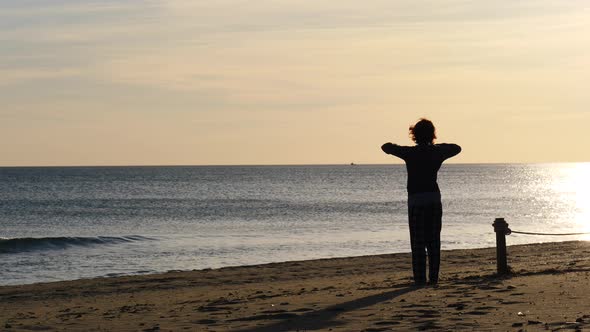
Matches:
[0,235,154,254]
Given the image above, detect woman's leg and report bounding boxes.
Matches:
[425,203,443,284]
[409,206,427,285]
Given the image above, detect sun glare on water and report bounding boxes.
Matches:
[555,163,590,238]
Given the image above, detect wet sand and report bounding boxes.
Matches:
[2,241,590,331]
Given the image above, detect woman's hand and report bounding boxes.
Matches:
[381,142,395,154]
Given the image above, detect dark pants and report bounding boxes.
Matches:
[408,203,442,284]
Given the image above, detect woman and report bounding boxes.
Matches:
[381,118,461,286]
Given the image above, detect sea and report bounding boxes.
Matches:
[1,163,589,286]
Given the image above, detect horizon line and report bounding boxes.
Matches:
[1,161,589,168]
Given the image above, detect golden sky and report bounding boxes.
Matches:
[1,1,589,166]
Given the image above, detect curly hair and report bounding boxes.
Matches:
[409,118,436,144]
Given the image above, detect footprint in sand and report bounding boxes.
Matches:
[498,300,525,305]
[415,309,440,318]
[465,310,489,315]
[196,305,230,313]
[228,312,298,322]
[416,320,442,330]
[447,302,468,310]
[361,328,390,332]
[401,304,430,308]
[373,320,401,326]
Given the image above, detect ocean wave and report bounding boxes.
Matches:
[0,235,154,254]
[0,198,405,220]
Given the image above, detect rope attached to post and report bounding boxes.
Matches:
[509,230,590,236]
[493,218,590,276]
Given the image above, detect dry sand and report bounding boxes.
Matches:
[2,241,590,331]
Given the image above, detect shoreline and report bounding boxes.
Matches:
[2,241,590,331]
[1,238,582,288]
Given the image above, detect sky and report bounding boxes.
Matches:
[1,0,589,166]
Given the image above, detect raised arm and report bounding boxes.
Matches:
[436,143,462,160]
[381,142,410,160]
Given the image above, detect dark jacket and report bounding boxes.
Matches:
[381,143,461,195]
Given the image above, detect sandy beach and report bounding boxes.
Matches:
[2,241,590,331]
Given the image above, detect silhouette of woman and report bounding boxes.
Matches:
[381,118,461,286]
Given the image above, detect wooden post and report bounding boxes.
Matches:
[493,218,510,275]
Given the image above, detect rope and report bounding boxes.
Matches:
[510,230,590,236]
